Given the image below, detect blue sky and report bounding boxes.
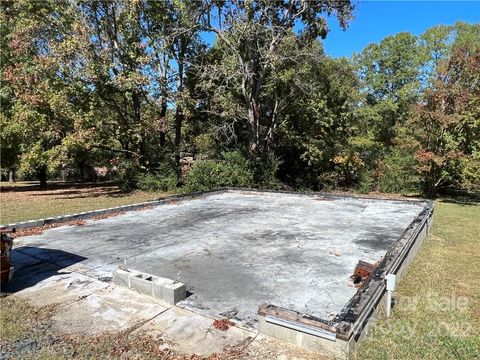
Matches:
[323,1,480,58]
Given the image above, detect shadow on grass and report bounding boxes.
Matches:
[30,188,124,199]
[1,181,140,200]
[0,182,117,193]
[438,190,480,206]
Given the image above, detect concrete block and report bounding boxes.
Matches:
[112,268,131,288]
[152,278,186,305]
[130,273,155,295]
[112,268,186,305]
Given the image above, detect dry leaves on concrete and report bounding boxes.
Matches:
[9,220,85,239]
[212,319,235,331]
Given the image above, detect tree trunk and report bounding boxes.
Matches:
[248,100,260,154]
[132,90,145,165]
[265,97,279,157]
[159,58,168,150]
[8,169,15,183]
[159,97,167,149]
[423,165,440,198]
[38,166,47,189]
[175,105,183,183]
[175,44,186,184]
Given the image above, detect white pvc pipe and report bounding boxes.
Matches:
[385,274,396,318]
[386,290,393,318]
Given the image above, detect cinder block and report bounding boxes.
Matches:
[130,273,155,295]
[112,268,131,288]
[152,278,186,305]
[112,268,186,305]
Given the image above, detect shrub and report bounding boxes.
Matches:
[356,169,376,193]
[137,172,177,192]
[115,159,140,192]
[183,150,253,192]
[251,153,282,189]
[333,151,365,188]
[377,149,419,193]
[357,148,420,194]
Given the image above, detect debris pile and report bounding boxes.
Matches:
[349,260,379,288]
[212,319,235,331]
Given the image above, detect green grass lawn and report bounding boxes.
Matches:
[356,199,480,359]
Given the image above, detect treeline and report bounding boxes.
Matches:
[1,1,479,197]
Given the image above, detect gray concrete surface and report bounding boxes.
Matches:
[12,190,425,328]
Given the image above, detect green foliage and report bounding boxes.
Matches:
[137,173,177,192]
[355,32,422,146]
[406,44,480,197]
[137,163,178,193]
[332,151,365,188]
[276,56,360,189]
[461,152,480,191]
[251,154,281,189]
[354,23,480,196]
[1,0,478,197]
[114,159,141,192]
[183,151,253,192]
[358,148,419,194]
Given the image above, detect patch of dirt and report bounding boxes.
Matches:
[233,337,329,360]
[0,296,239,360]
[10,224,65,238]
[0,295,329,360]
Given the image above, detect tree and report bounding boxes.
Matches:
[276,53,360,188]
[74,1,206,183]
[0,1,19,180]
[198,0,354,172]
[1,0,82,187]
[165,1,204,181]
[355,32,422,146]
[408,45,480,196]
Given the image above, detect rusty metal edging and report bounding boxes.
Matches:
[258,304,337,333]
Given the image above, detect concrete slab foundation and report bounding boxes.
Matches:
[3,189,433,358]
